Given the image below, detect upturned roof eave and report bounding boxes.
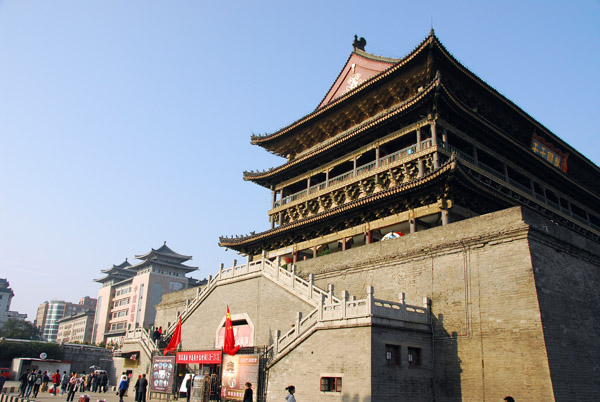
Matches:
[127,258,198,273]
[249,32,435,151]
[134,244,193,262]
[243,76,440,187]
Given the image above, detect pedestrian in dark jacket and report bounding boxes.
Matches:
[18,369,29,397]
[243,382,253,402]
[137,374,148,402]
[32,370,43,397]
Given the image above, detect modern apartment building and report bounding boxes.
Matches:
[35,296,97,342]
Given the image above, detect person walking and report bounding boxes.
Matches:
[51,369,61,395]
[137,374,148,402]
[100,372,108,393]
[18,369,29,397]
[185,374,193,402]
[66,373,79,402]
[60,371,69,395]
[243,382,253,402]
[41,370,50,393]
[32,370,43,398]
[25,369,36,397]
[133,375,142,402]
[118,374,129,402]
[285,385,296,402]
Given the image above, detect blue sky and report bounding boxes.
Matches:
[1,1,598,320]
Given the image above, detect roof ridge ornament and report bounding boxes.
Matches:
[353,35,366,51]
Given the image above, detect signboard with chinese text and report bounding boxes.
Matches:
[221,354,259,402]
[150,356,176,394]
[530,132,568,173]
[176,350,222,365]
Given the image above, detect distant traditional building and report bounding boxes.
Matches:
[36,297,97,342]
[56,309,96,344]
[0,279,27,328]
[120,32,600,402]
[93,243,199,346]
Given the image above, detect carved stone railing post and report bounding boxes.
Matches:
[246,255,251,269]
[341,291,348,318]
[423,297,431,323]
[291,264,297,288]
[276,256,281,280]
[232,259,237,277]
[328,284,334,304]
[399,292,406,304]
[319,294,324,320]
[273,329,280,354]
[219,263,224,279]
[367,286,374,316]
[308,274,314,300]
[295,312,302,336]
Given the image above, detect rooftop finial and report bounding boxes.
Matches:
[353,35,366,51]
[164,241,167,245]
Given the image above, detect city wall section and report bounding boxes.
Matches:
[294,206,600,402]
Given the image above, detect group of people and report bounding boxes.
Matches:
[16,368,299,402]
[17,369,110,399]
[117,372,148,402]
[151,326,163,344]
[17,369,48,398]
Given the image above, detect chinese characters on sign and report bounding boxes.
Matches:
[530,132,568,173]
[176,350,223,364]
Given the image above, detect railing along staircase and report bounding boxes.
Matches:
[267,286,430,366]
[123,327,158,358]
[163,254,341,338]
[125,256,430,366]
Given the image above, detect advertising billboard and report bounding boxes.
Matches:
[220,354,259,401]
[150,356,176,394]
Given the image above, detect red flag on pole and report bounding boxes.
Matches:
[163,317,182,356]
[223,306,241,356]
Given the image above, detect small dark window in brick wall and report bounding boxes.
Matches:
[408,347,421,367]
[386,344,400,365]
[320,377,342,392]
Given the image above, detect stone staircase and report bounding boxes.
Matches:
[123,256,431,366]
[267,286,430,365]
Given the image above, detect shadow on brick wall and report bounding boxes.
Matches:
[432,314,462,402]
[341,394,371,402]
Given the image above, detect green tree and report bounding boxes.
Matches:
[0,340,63,367]
[0,319,40,340]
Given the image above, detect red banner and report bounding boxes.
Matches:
[176,350,222,364]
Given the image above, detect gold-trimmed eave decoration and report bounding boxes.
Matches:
[220,157,458,250]
[242,75,441,188]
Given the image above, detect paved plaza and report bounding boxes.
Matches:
[1,382,173,402]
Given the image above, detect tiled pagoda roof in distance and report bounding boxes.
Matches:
[134,242,192,263]
[130,242,197,273]
[94,259,136,283]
